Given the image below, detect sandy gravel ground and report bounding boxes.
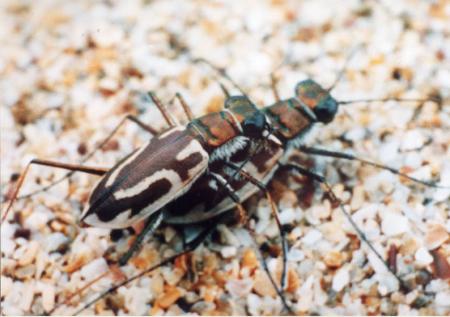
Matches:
[1,0,449,315]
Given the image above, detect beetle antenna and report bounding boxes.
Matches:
[338,97,440,106]
[321,181,411,292]
[191,57,249,97]
[327,44,364,92]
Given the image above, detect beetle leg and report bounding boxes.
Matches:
[209,172,248,224]
[281,161,411,292]
[71,210,225,316]
[117,210,165,266]
[327,44,363,92]
[270,72,281,102]
[245,223,294,315]
[17,114,160,201]
[147,91,180,127]
[219,82,231,100]
[174,92,194,121]
[298,145,449,188]
[1,159,109,224]
[192,58,248,97]
[224,162,289,290]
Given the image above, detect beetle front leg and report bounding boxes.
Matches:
[280,161,411,292]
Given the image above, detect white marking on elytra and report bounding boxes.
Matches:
[106,145,148,187]
[113,162,208,226]
[176,139,203,161]
[210,136,249,162]
[165,144,284,225]
[223,108,243,133]
[176,139,209,178]
[114,169,180,200]
[82,209,133,229]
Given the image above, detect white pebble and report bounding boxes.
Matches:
[225,278,253,298]
[414,247,433,266]
[37,282,55,312]
[80,258,109,280]
[377,273,399,295]
[91,24,124,48]
[220,246,237,258]
[20,282,35,312]
[161,266,184,286]
[381,212,410,236]
[400,130,425,151]
[288,248,305,262]
[332,266,350,292]
[24,206,55,230]
[247,293,262,316]
[17,241,40,266]
[44,232,69,253]
[279,208,296,225]
[0,276,13,298]
[435,292,450,307]
[302,229,323,246]
[368,250,389,274]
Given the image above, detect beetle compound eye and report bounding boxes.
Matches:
[243,112,266,138]
[314,98,338,124]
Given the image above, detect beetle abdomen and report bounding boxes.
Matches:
[81,126,209,228]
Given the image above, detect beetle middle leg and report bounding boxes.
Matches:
[224,162,289,290]
[209,171,292,313]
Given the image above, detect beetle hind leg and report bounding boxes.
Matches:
[1,159,109,224]
[17,114,160,201]
[71,210,225,315]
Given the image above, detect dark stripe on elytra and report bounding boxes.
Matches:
[88,149,139,203]
[85,129,205,222]
[96,178,172,222]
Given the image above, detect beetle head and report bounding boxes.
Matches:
[295,79,338,124]
[242,111,272,138]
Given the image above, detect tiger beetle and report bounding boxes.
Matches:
[2,47,448,315]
